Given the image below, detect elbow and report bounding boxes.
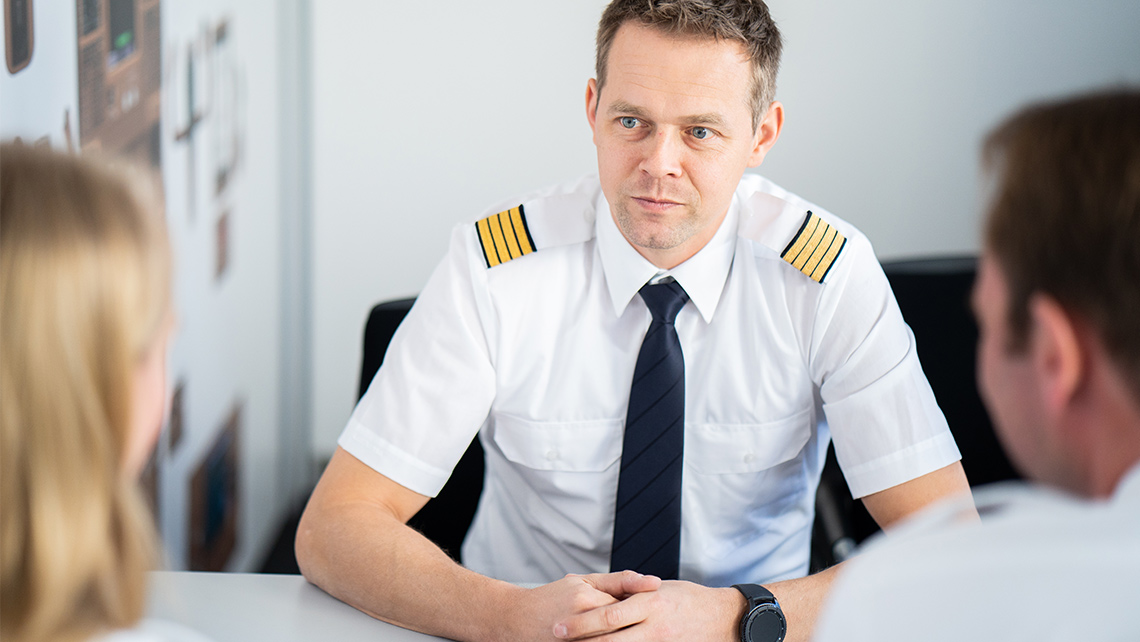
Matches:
[293,502,323,584]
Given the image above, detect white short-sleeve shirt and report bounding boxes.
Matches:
[339,174,961,586]
[814,463,1140,641]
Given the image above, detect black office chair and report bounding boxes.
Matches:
[884,257,1019,487]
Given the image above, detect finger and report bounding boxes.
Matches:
[582,570,661,598]
[553,593,653,640]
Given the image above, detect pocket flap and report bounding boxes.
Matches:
[688,410,812,474]
[492,414,623,472]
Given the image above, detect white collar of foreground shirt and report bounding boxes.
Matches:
[595,189,739,324]
[1114,458,1140,505]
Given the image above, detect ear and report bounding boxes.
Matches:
[747,100,784,167]
[586,78,600,141]
[1028,294,1083,414]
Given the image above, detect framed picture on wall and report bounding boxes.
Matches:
[75,0,163,169]
[168,380,185,452]
[139,446,160,528]
[5,0,34,74]
[188,402,241,571]
[215,209,229,281]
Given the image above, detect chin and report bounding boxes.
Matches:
[626,225,685,251]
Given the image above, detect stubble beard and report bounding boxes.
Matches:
[612,190,703,252]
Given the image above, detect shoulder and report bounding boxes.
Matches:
[470,175,600,269]
[818,486,1138,642]
[733,174,874,286]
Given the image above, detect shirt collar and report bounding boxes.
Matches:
[595,190,738,324]
[1114,459,1140,503]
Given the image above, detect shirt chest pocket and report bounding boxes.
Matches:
[491,414,624,472]
[684,410,816,560]
[686,409,813,474]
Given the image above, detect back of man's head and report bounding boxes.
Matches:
[983,89,1140,405]
[595,0,782,130]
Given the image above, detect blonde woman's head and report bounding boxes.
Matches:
[1,142,173,642]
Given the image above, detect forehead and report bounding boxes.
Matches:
[603,22,753,119]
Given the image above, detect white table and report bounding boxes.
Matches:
[148,572,451,642]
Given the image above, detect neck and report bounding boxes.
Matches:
[635,245,700,270]
[1065,356,1140,498]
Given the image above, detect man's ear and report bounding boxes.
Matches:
[586,78,600,140]
[1028,294,1083,414]
[747,100,784,168]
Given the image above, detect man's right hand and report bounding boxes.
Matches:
[506,571,662,641]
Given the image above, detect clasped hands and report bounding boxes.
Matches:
[517,570,742,642]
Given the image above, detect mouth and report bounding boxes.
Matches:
[631,196,684,213]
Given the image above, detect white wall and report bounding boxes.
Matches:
[0,1,77,145]
[760,0,1140,260]
[310,0,1140,456]
[311,0,609,455]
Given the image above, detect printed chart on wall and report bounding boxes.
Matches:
[76,0,161,169]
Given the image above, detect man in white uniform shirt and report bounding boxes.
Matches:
[814,90,1140,641]
[297,2,973,641]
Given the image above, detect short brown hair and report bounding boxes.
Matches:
[983,89,1140,400]
[595,0,782,130]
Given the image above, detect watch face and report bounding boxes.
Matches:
[745,605,786,642]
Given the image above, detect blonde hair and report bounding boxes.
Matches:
[1,142,172,642]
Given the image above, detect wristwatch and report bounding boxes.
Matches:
[732,583,787,642]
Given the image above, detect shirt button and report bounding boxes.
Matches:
[743,452,756,464]
[545,449,560,461]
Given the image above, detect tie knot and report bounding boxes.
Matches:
[639,280,689,325]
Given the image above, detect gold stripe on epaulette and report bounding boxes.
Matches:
[780,211,847,283]
[476,205,536,268]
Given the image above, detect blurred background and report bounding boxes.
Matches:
[3,0,1138,572]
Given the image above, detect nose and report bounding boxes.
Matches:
[638,129,684,179]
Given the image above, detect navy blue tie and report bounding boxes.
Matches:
[610,280,689,579]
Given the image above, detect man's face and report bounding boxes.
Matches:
[587,23,781,269]
[972,253,1059,486]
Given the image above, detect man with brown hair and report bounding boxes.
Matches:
[814,89,1140,641]
[298,2,972,641]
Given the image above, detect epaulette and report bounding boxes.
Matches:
[780,211,847,283]
[475,204,536,268]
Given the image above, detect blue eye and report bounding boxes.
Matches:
[691,127,710,140]
[620,116,640,129]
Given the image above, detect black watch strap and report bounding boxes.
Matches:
[732,584,786,642]
[733,583,777,608]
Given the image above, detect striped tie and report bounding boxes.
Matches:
[610,280,688,579]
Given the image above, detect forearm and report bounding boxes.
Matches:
[764,464,976,641]
[762,563,843,642]
[295,497,520,642]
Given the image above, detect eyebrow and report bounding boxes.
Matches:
[607,100,728,128]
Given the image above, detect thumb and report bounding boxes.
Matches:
[582,570,662,598]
